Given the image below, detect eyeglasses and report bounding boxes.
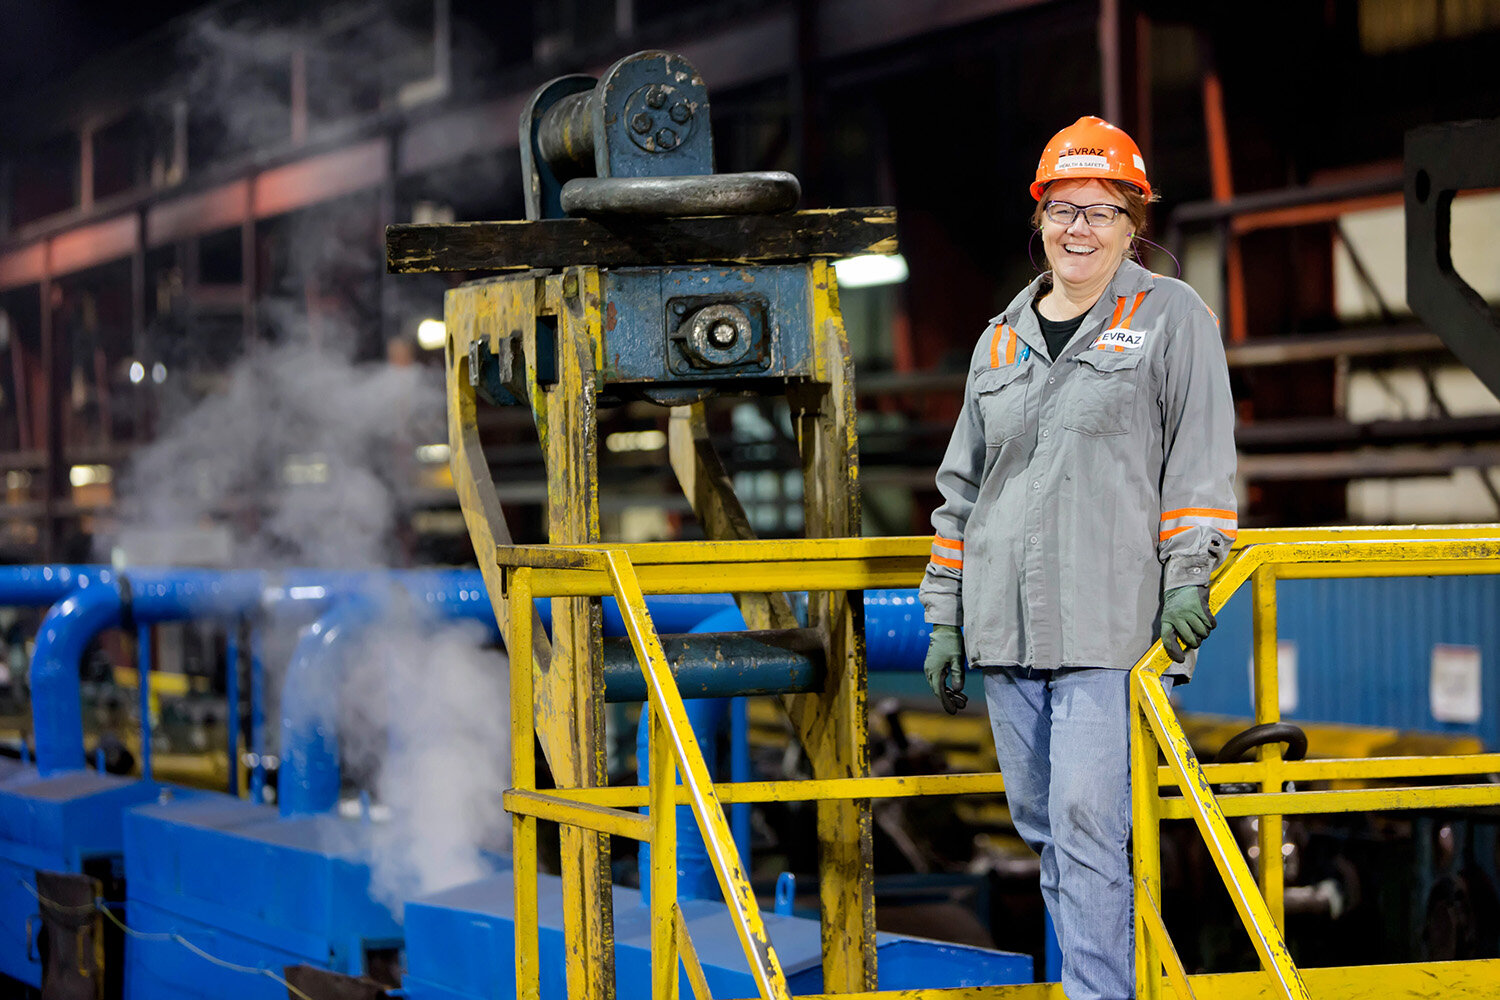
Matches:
[1043,201,1126,227]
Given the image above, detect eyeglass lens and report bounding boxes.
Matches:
[1045,202,1122,227]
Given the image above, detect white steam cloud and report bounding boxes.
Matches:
[340,619,510,916]
[103,2,517,921]
[115,340,439,569]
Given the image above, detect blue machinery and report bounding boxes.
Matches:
[0,562,1028,997]
[8,560,1500,995]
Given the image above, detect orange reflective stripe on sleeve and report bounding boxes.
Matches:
[1159,506,1238,541]
[1160,526,1238,541]
[989,324,1006,368]
[1161,506,1237,521]
[931,535,964,569]
[1108,296,1127,328]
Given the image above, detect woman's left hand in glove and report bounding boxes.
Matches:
[1160,585,1216,663]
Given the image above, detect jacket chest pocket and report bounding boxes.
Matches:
[1062,350,1143,436]
[974,364,1030,447]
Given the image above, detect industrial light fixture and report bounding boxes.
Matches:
[415,443,451,463]
[69,464,113,488]
[151,362,167,384]
[417,318,446,350]
[833,253,909,289]
[605,429,667,453]
[128,361,145,384]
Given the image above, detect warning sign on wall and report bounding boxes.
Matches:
[1431,644,1482,724]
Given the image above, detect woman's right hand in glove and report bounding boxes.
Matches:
[923,624,967,714]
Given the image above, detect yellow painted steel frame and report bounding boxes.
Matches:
[492,529,1500,1000]
[1130,532,1500,1000]
[447,262,875,996]
[444,281,1500,1000]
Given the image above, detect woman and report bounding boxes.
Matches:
[919,116,1236,1000]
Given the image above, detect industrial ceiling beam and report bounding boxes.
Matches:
[0,0,1043,292]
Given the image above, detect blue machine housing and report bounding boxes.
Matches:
[0,763,183,987]
[599,265,813,386]
[123,796,447,999]
[402,872,1031,999]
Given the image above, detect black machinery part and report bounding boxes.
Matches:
[1216,722,1309,764]
[1405,117,1500,399]
[560,172,801,217]
[535,89,595,172]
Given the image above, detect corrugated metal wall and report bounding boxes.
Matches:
[1179,575,1500,748]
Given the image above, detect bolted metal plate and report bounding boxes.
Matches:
[598,264,814,391]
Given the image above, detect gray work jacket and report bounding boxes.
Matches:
[918,259,1237,677]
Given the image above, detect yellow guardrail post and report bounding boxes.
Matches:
[1134,666,1311,999]
[601,548,791,1000]
[509,567,542,999]
[1250,565,1286,930]
[1130,675,1164,1000]
[651,695,680,1000]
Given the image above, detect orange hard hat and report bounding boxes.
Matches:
[1030,116,1150,201]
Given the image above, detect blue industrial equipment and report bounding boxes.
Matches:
[10,566,382,994]
[123,795,420,999]
[32,569,291,775]
[401,871,1031,1000]
[0,768,185,988]
[1179,575,1500,746]
[0,565,110,607]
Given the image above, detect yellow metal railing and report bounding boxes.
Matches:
[499,527,1500,1000]
[1130,530,1500,1000]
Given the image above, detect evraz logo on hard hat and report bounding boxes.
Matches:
[1056,153,1110,171]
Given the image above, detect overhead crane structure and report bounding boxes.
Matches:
[390,50,1500,1000]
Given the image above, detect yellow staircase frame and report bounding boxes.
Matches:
[496,526,1500,999]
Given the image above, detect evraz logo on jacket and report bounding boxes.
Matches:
[1089,290,1150,352]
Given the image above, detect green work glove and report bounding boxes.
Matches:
[923,624,968,714]
[1160,585,1216,663]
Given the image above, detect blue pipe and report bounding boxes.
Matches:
[638,604,745,904]
[278,570,519,816]
[276,573,743,817]
[30,569,267,775]
[862,589,933,673]
[278,594,382,817]
[0,565,110,607]
[137,622,153,780]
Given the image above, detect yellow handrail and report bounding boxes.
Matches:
[497,527,1500,1000]
[602,547,792,1000]
[1128,533,1500,1000]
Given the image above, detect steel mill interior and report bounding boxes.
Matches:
[1,3,1499,999]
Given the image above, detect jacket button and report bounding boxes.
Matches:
[1029,535,1039,545]
[1032,481,1041,490]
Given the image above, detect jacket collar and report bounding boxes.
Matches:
[991,259,1157,363]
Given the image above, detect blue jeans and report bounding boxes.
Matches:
[982,666,1172,1000]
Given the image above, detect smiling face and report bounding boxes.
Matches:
[1039,179,1133,299]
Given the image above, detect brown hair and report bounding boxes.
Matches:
[1031,179,1154,241]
